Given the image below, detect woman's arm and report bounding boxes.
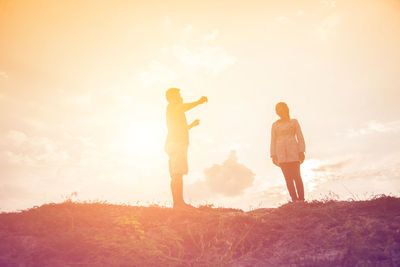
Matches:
[294,119,305,163]
[270,124,279,165]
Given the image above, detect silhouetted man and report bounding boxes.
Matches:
[165,88,207,209]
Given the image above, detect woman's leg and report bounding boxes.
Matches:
[292,162,305,201]
[280,163,298,201]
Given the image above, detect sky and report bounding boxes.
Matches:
[1,0,400,211]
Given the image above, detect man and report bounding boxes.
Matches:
[165,88,207,209]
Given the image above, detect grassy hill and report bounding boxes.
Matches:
[0,196,399,266]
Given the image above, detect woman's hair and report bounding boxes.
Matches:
[275,102,290,120]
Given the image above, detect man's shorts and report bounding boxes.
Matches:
[165,142,188,176]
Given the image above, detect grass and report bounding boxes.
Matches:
[0,195,399,266]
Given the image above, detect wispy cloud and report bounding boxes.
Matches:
[202,29,219,42]
[297,10,305,16]
[6,130,27,146]
[311,159,353,172]
[321,0,336,8]
[301,154,400,198]
[275,16,290,24]
[139,25,236,88]
[172,44,236,75]
[172,25,236,74]
[317,13,340,41]
[1,130,69,167]
[66,91,94,108]
[0,71,8,80]
[163,16,172,28]
[346,120,400,137]
[139,61,179,88]
[259,185,289,204]
[301,157,358,192]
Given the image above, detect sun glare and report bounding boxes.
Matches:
[120,122,165,157]
[301,159,322,192]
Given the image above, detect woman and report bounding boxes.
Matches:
[270,102,305,202]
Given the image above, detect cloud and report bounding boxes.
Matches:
[338,161,400,182]
[308,160,400,200]
[203,150,255,197]
[173,44,236,75]
[202,30,219,42]
[186,153,400,207]
[139,60,179,88]
[66,92,94,108]
[275,16,290,24]
[321,0,336,8]
[301,158,358,192]
[0,71,8,80]
[346,120,400,137]
[6,130,28,146]
[182,24,194,35]
[184,179,214,203]
[312,159,353,172]
[138,25,236,88]
[317,13,340,40]
[254,185,289,206]
[302,155,400,195]
[163,16,171,28]
[1,130,69,167]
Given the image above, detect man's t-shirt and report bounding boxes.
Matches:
[166,103,189,146]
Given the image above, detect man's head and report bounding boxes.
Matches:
[166,88,183,104]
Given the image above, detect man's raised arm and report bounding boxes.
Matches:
[182,96,208,112]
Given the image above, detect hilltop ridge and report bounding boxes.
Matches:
[0,196,399,266]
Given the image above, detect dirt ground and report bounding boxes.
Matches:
[0,196,399,266]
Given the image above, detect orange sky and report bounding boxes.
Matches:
[1,0,400,211]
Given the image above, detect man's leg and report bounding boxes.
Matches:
[177,174,184,204]
[170,176,177,206]
[280,163,298,202]
[168,144,190,209]
[171,174,184,208]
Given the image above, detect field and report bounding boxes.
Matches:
[0,196,399,266]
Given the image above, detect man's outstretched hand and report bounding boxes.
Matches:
[198,96,208,104]
[183,96,208,112]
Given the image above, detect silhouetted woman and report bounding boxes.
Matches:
[270,102,305,202]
